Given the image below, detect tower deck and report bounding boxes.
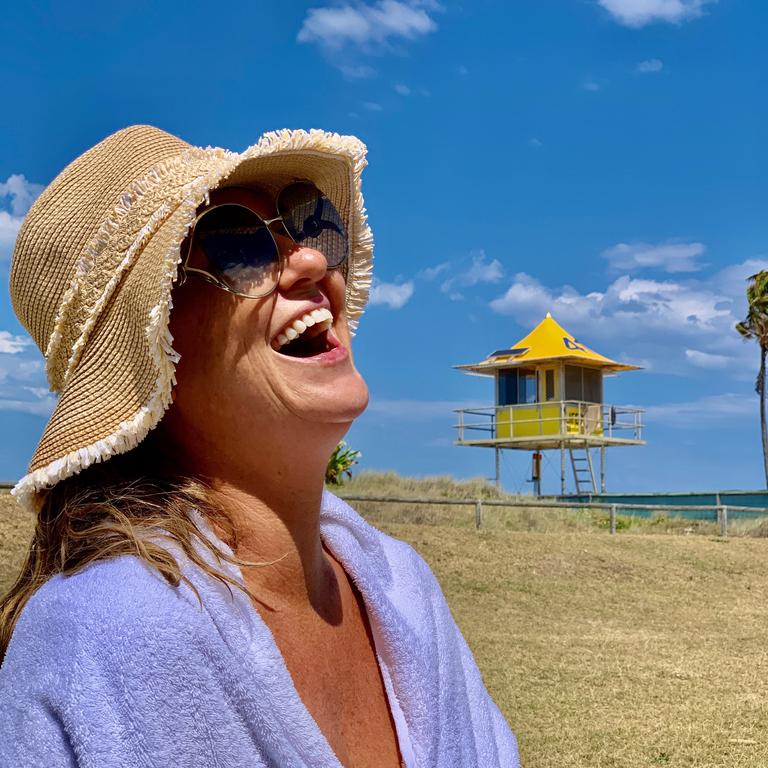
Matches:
[454,401,645,450]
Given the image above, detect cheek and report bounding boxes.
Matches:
[169,283,210,350]
[166,287,297,430]
[169,288,231,398]
[327,274,351,327]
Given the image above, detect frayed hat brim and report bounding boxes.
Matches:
[10,127,373,513]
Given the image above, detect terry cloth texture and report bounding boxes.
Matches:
[0,491,520,768]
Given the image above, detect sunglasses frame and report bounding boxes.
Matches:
[176,181,348,299]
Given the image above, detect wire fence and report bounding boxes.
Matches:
[4,481,767,537]
[336,493,768,537]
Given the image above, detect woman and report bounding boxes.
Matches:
[0,125,520,767]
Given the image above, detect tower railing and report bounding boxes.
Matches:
[454,401,644,444]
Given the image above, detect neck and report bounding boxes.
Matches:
[210,472,331,616]
[155,422,347,618]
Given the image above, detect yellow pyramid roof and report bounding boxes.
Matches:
[456,313,641,374]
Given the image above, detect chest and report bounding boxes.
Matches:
[260,578,404,767]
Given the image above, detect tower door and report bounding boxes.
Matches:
[539,366,558,402]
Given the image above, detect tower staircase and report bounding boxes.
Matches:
[569,447,596,494]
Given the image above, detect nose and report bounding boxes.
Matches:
[275,240,328,294]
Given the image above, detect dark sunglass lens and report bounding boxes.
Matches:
[277,183,349,268]
[196,205,279,296]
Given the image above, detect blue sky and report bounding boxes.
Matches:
[1,0,766,493]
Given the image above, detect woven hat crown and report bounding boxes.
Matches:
[10,125,192,390]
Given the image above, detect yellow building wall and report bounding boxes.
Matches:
[495,403,604,439]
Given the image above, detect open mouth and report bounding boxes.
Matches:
[272,308,338,359]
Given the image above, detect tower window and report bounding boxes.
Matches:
[497,369,539,405]
[544,369,556,401]
[519,368,537,404]
[565,365,603,403]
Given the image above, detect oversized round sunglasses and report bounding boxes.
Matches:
[177,181,349,299]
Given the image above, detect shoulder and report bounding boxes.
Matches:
[320,490,447,609]
[372,520,442,588]
[1,555,210,685]
[321,489,437,568]
[18,554,198,637]
[0,555,253,764]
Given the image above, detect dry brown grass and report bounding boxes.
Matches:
[379,524,768,768]
[341,471,738,537]
[3,485,768,766]
[0,491,33,596]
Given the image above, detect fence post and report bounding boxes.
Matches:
[475,500,483,530]
[610,504,617,535]
[720,505,728,538]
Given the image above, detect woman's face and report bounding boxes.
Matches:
[162,183,369,463]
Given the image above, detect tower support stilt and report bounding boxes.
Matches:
[600,445,606,493]
[560,442,566,496]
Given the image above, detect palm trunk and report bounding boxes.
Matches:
[761,346,768,488]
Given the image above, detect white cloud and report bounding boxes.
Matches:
[0,211,22,254]
[643,393,754,427]
[369,280,414,309]
[0,351,53,417]
[0,331,30,354]
[298,1,439,50]
[0,396,57,417]
[597,0,715,28]
[490,272,728,332]
[0,174,44,258]
[684,349,733,369]
[582,80,601,92]
[0,174,44,217]
[440,250,504,300]
[636,58,664,73]
[0,358,43,384]
[338,63,377,79]
[417,261,450,280]
[22,385,50,399]
[711,258,768,299]
[602,240,706,273]
[363,101,384,111]
[488,258,768,377]
[366,398,481,418]
[394,83,411,95]
[463,252,504,286]
[528,138,543,148]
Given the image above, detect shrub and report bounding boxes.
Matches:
[325,442,361,486]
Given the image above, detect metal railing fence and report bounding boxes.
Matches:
[4,482,766,537]
[454,401,644,442]
[336,493,768,537]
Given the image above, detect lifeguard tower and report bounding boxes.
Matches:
[453,313,644,495]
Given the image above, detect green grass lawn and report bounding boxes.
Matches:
[3,481,768,767]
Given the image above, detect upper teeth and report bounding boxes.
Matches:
[274,308,333,349]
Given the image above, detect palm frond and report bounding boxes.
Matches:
[736,271,768,348]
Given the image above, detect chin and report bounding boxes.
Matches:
[334,372,369,422]
[291,367,369,425]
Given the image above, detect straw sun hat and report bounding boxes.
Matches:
[8,125,373,513]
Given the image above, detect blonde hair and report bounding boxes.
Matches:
[0,431,255,665]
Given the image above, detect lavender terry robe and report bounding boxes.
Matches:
[0,490,520,767]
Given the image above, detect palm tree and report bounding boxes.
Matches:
[736,270,768,487]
